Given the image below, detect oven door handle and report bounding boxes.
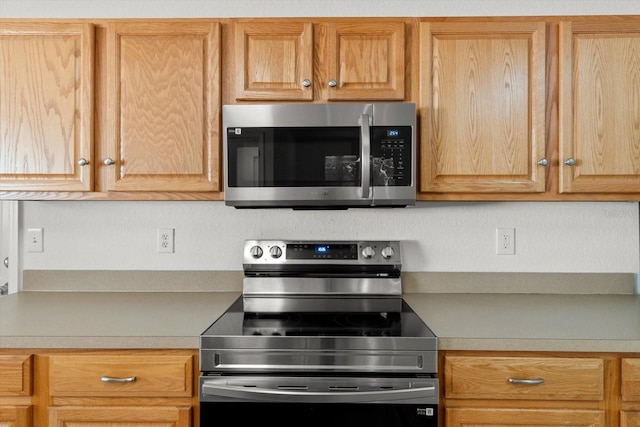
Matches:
[202,379,436,403]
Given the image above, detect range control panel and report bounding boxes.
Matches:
[243,240,401,265]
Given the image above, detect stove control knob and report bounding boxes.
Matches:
[381,246,395,260]
[249,245,263,259]
[362,246,376,259]
[269,246,283,259]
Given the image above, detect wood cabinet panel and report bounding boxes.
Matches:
[0,22,94,192]
[102,22,220,192]
[0,406,31,427]
[559,19,640,193]
[48,354,193,398]
[622,358,640,402]
[48,406,191,427]
[447,408,605,427]
[445,355,604,400]
[0,355,32,397]
[234,22,313,101]
[324,21,405,100]
[420,21,547,193]
[622,411,640,427]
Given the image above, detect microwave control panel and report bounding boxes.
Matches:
[370,126,412,186]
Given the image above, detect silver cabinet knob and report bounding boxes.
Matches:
[103,158,116,166]
[537,158,548,166]
[77,158,89,166]
[302,79,311,87]
[564,158,576,166]
[328,79,337,87]
[3,257,8,268]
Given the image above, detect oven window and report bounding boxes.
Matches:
[227,127,361,187]
[201,402,437,427]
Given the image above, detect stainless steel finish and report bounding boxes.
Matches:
[508,377,545,385]
[77,158,89,166]
[201,376,438,404]
[381,246,395,259]
[564,158,576,166]
[100,375,136,383]
[243,277,402,296]
[360,113,371,199]
[222,103,416,208]
[302,79,311,87]
[103,158,116,166]
[537,158,548,166]
[3,257,7,268]
[328,79,337,87]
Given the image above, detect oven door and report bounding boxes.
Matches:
[200,376,438,427]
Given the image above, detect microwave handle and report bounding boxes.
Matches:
[360,114,371,199]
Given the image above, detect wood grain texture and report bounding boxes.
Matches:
[420,21,546,193]
[0,22,94,191]
[560,19,640,193]
[0,406,31,427]
[0,355,32,396]
[447,408,605,427]
[48,406,191,427]
[234,21,313,100]
[104,22,220,192]
[622,359,640,402]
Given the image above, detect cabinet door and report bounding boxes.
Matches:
[447,408,605,427]
[0,22,94,192]
[234,22,313,101]
[559,19,640,193]
[0,406,31,427]
[48,406,191,427]
[324,21,405,100]
[420,22,546,193]
[621,411,640,427]
[102,22,220,192]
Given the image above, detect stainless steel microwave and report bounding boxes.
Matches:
[223,103,416,208]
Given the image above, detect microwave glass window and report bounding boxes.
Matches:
[228,127,361,187]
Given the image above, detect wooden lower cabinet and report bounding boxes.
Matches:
[442,352,610,427]
[48,406,191,427]
[622,359,640,427]
[0,406,32,427]
[0,354,33,427]
[447,408,604,427]
[44,350,197,427]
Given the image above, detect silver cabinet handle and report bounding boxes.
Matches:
[328,79,337,87]
[564,158,576,166]
[302,79,311,87]
[101,375,136,383]
[537,158,548,166]
[508,377,544,385]
[77,158,89,166]
[103,158,116,166]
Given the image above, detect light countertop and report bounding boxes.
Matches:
[1,291,639,352]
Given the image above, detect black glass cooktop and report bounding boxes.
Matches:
[201,296,436,339]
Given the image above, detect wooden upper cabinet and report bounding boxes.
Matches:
[101,22,220,192]
[233,20,405,101]
[0,22,94,192]
[559,19,640,193]
[235,22,313,101]
[420,21,547,193]
[324,21,405,100]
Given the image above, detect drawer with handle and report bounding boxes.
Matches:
[445,356,604,400]
[48,353,194,398]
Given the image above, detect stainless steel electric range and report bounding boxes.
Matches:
[199,240,438,427]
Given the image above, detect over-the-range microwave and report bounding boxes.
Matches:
[223,102,416,209]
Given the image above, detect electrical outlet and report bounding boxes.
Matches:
[157,228,174,253]
[496,228,515,255]
[27,228,44,252]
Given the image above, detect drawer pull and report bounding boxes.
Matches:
[508,377,544,385]
[101,375,137,383]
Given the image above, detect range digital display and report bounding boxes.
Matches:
[287,243,358,259]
